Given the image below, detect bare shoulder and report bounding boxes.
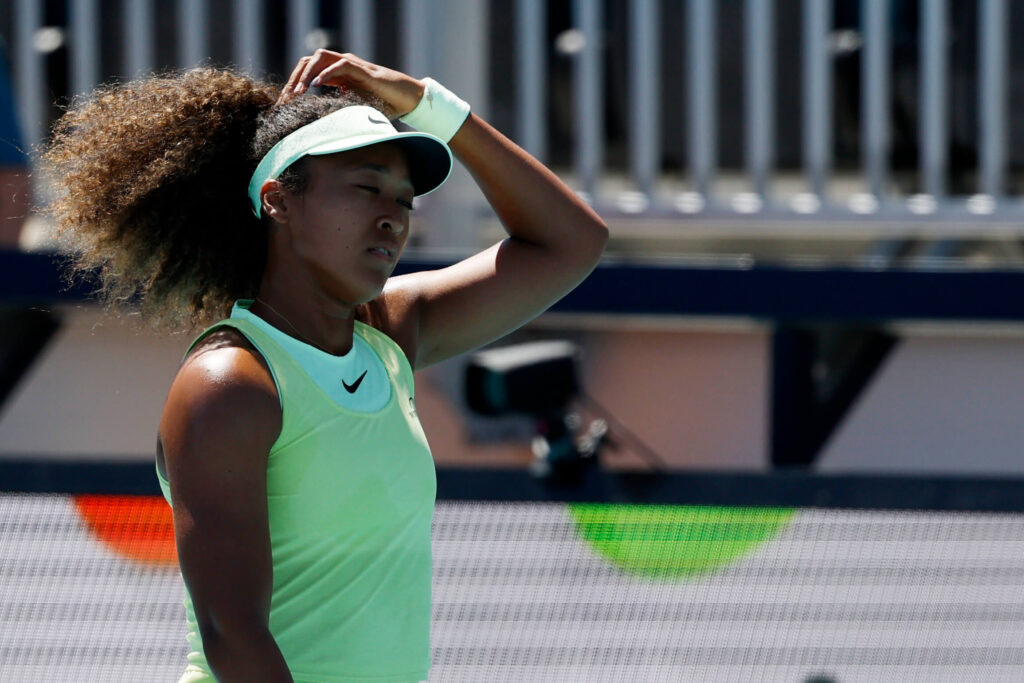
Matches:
[174,327,279,413]
[185,326,267,369]
[365,280,423,365]
[160,327,281,469]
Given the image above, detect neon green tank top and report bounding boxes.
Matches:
[158,301,436,682]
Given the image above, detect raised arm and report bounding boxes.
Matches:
[158,337,291,682]
[287,51,609,368]
[399,111,608,367]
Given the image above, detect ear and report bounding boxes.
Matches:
[260,179,290,225]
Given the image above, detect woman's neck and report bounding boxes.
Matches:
[251,284,357,356]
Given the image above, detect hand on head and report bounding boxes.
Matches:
[277,51,424,117]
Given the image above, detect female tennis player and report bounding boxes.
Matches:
[43,51,606,682]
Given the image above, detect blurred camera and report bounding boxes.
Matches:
[465,340,605,485]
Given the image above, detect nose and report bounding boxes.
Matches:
[377,215,405,235]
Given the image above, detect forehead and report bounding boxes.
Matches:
[312,142,411,180]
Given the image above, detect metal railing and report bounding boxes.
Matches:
[5,0,1023,229]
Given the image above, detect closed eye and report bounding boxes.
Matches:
[356,185,414,211]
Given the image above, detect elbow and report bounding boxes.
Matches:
[582,217,609,268]
[197,609,279,673]
[558,216,607,280]
[595,218,610,252]
[198,607,267,644]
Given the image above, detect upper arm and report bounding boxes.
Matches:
[158,341,282,639]
[382,235,603,369]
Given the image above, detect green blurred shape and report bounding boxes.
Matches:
[568,503,796,579]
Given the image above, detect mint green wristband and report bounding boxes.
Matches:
[399,78,471,143]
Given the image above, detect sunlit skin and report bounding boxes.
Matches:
[252,143,415,356]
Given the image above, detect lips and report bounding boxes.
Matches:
[367,244,397,262]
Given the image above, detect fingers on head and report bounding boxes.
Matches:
[286,56,310,85]
[280,57,311,100]
[303,50,348,82]
[284,51,365,98]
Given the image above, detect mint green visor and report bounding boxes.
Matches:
[248,105,453,217]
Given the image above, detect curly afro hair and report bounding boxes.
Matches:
[42,67,390,331]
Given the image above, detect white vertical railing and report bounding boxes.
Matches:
[288,0,317,66]
[861,0,890,201]
[686,0,716,200]
[124,0,155,79]
[234,0,266,76]
[179,0,208,69]
[978,0,1007,199]
[920,0,948,200]
[744,0,774,201]
[7,0,1024,223]
[401,0,431,79]
[628,0,658,200]
[344,0,375,61]
[13,0,43,152]
[516,0,546,162]
[803,0,831,201]
[573,0,603,198]
[68,0,100,97]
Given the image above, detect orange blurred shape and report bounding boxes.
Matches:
[73,494,178,566]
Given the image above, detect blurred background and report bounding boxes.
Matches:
[2,1,1024,681]
[2,0,1023,476]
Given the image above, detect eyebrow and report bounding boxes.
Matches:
[351,163,414,190]
[354,163,393,174]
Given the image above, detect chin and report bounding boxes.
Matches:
[339,282,388,307]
